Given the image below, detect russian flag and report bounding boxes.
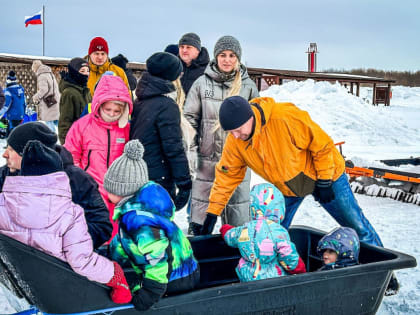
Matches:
[24,11,42,27]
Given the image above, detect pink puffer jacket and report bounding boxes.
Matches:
[64,75,133,198]
[0,172,114,284]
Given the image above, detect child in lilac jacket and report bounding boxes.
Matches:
[0,140,131,304]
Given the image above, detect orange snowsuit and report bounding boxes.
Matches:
[207,97,345,217]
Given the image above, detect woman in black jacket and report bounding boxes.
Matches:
[130,52,192,210]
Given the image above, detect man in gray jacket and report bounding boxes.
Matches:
[178,33,210,96]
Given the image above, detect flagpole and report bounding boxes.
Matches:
[42,5,45,56]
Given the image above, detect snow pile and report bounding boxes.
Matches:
[391,86,420,107]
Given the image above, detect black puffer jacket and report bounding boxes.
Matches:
[130,72,192,196]
[180,47,210,96]
[111,54,138,91]
[0,146,112,248]
[56,145,112,248]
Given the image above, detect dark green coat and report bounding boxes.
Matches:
[58,78,91,144]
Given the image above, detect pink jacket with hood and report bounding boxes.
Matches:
[64,75,133,199]
[0,172,114,284]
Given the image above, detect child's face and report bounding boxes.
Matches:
[79,66,89,76]
[323,249,338,265]
[108,192,123,205]
[100,101,123,121]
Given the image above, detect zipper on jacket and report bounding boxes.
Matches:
[107,130,111,168]
[84,150,92,171]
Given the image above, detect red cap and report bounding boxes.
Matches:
[88,37,109,55]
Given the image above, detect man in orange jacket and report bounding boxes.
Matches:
[199,96,383,248]
[199,96,401,295]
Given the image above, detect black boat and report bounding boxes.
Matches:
[0,226,416,315]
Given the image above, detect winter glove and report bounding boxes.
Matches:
[220,224,234,239]
[287,257,307,275]
[32,94,40,104]
[132,279,166,311]
[188,222,203,236]
[199,213,218,235]
[174,183,192,211]
[312,179,335,203]
[106,262,132,304]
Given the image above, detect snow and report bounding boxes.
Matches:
[0,80,419,314]
[0,53,71,62]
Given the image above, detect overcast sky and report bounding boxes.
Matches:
[1,0,419,72]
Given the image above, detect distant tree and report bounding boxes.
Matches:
[323,68,420,87]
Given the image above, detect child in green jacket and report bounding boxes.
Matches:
[104,140,199,311]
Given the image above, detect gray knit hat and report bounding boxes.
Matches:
[104,140,149,197]
[179,32,201,51]
[213,35,242,61]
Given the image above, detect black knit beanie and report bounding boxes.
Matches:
[7,122,57,156]
[69,57,88,72]
[179,33,201,51]
[111,54,129,70]
[164,44,179,56]
[6,70,17,86]
[219,96,253,131]
[146,52,183,81]
[21,140,63,176]
[68,57,89,87]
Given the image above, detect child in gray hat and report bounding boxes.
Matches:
[104,139,199,311]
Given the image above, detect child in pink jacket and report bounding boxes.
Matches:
[0,140,131,304]
[64,75,133,239]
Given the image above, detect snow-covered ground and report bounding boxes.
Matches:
[1,80,419,314]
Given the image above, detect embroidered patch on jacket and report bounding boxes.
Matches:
[238,228,250,242]
[116,138,126,143]
[221,166,229,173]
[204,89,214,98]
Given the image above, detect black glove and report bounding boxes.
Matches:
[132,279,166,311]
[188,222,203,236]
[313,179,335,203]
[199,213,218,235]
[174,186,191,211]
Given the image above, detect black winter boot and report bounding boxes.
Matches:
[385,272,400,296]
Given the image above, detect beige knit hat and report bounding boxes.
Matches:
[104,140,149,196]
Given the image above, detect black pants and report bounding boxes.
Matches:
[166,265,200,295]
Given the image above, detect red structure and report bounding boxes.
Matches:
[307,43,318,72]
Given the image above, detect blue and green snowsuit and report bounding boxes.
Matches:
[224,183,306,282]
[109,181,199,308]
